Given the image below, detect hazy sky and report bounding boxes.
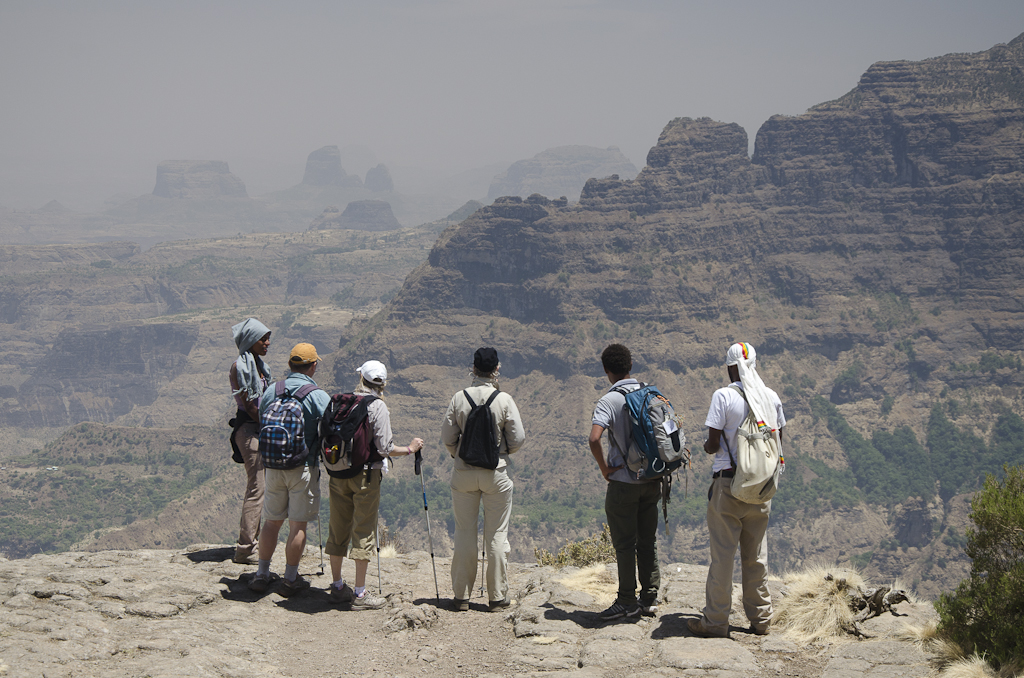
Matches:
[2,1,1023,210]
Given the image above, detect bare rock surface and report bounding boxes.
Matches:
[0,547,937,677]
[309,200,402,231]
[487,145,639,201]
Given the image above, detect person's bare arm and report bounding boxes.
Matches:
[588,423,622,481]
[703,428,723,455]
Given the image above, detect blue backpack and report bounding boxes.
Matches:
[259,381,321,470]
[612,383,686,480]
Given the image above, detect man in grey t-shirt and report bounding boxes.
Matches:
[588,343,661,621]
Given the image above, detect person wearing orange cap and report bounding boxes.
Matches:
[249,342,331,597]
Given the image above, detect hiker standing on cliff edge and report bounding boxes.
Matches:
[689,341,786,638]
[588,343,661,620]
[441,347,525,612]
[228,318,272,565]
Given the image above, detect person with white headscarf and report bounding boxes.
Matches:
[228,317,272,565]
[688,341,786,639]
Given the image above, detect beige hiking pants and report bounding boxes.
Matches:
[450,466,513,603]
[702,476,772,631]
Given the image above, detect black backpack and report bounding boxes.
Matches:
[458,389,501,469]
[319,393,382,479]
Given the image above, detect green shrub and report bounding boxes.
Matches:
[535,524,615,568]
[935,465,1024,669]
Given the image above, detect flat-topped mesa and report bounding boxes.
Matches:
[580,118,769,214]
[301,145,363,188]
[151,161,248,199]
[752,33,1024,196]
[308,200,401,231]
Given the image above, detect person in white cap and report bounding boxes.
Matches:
[325,360,424,610]
[688,342,786,638]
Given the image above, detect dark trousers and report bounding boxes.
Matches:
[605,480,661,605]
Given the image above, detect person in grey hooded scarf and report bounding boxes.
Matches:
[228,318,272,564]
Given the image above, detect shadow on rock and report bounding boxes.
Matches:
[186,546,234,563]
[651,612,699,639]
[542,604,608,630]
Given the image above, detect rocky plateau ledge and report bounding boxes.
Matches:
[0,546,938,678]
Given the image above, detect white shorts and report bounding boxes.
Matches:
[263,465,321,523]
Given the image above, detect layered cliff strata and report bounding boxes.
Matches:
[353,33,1024,380]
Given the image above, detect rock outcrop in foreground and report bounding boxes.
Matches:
[151,161,248,199]
[0,546,937,678]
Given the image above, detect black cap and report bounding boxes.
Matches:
[474,347,499,373]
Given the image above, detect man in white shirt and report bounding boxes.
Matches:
[689,342,786,638]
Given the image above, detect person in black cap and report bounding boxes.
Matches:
[440,347,526,611]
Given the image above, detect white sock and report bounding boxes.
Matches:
[355,585,366,597]
[333,579,345,590]
[257,560,271,577]
[284,564,298,582]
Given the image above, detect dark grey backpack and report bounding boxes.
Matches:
[458,390,501,469]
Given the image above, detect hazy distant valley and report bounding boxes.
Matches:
[3,33,1024,604]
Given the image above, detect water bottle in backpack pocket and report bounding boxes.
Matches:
[613,383,687,480]
[318,392,383,479]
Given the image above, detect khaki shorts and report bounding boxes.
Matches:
[263,465,321,523]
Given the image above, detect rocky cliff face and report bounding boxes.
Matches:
[8,323,198,427]
[151,161,248,199]
[332,34,1024,596]
[487,145,639,201]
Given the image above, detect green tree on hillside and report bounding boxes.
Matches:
[935,465,1024,669]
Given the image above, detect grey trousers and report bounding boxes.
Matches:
[450,466,514,602]
[701,476,772,631]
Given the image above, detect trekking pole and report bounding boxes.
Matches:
[415,449,441,603]
[478,526,485,600]
[375,511,382,594]
[317,515,325,576]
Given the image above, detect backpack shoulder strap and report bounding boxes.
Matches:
[727,383,748,403]
[274,380,288,398]
[462,390,477,408]
[291,383,321,401]
[483,389,500,407]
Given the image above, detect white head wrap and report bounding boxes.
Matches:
[726,342,778,431]
[231,318,272,402]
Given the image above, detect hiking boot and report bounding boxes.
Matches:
[351,592,387,610]
[248,572,274,594]
[452,598,470,612]
[639,598,659,616]
[278,575,310,598]
[488,596,511,612]
[687,617,730,638]
[598,601,641,621]
[750,622,771,636]
[329,583,355,605]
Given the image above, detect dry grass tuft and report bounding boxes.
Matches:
[941,656,999,678]
[379,544,398,559]
[555,564,616,607]
[772,563,865,644]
